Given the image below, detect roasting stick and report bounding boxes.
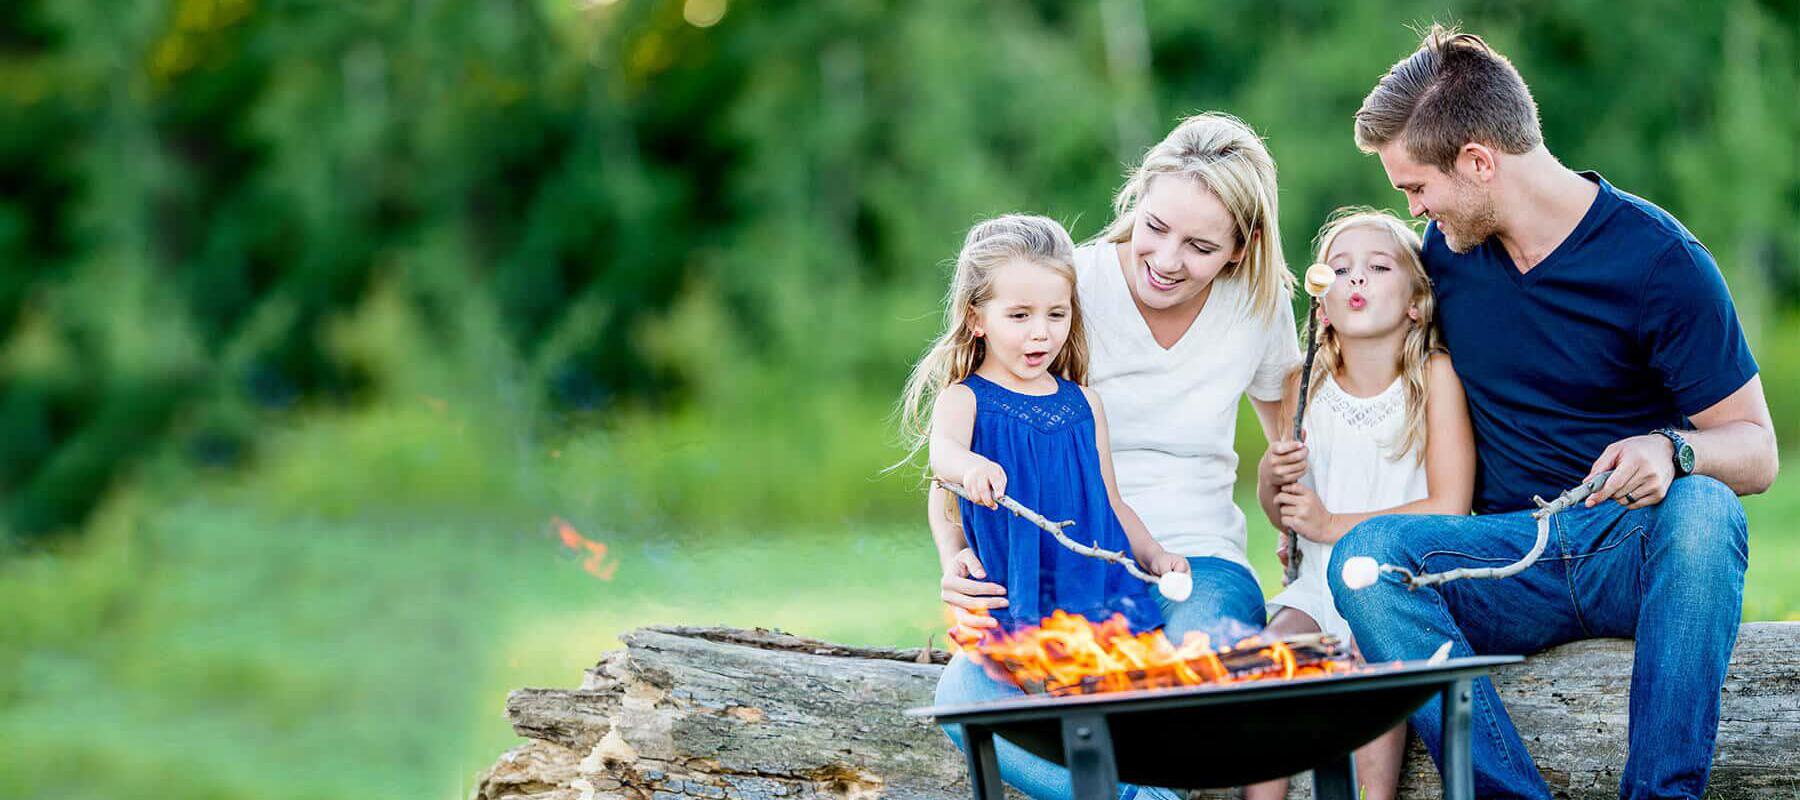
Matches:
[934,478,1193,602]
[1283,264,1338,586]
[1341,470,1616,591]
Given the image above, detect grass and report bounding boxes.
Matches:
[0,397,1793,799]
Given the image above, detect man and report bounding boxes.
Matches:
[1328,25,1780,799]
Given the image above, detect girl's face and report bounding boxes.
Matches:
[971,258,1074,388]
[1320,225,1419,340]
[1127,176,1246,312]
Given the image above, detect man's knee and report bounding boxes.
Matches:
[1652,474,1748,570]
[1329,516,1414,580]
[1327,515,1427,615]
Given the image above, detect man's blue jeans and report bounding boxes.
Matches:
[1327,475,1748,800]
[933,556,1265,800]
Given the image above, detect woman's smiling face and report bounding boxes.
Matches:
[1127,176,1245,312]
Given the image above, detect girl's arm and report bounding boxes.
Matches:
[1082,387,1189,577]
[1277,353,1476,543]
[928,385,1006,507]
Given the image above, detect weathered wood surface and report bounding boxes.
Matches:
[474,623,1799,800]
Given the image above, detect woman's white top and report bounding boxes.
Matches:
[1073,241,1301,579]
[1268,373,1429,642]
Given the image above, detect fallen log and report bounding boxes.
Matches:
[474,623,1799,799]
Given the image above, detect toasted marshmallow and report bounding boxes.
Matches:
[1303,263,1336,299]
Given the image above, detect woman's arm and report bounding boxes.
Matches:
[1082,387,1188,576]
[927,481,968,572]
[926,385,1009,628]
[1255,369,1306,529]
[1277,354,1475,542]
[929,483,1007,629]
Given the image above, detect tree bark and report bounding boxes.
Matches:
[474,623,1799,800]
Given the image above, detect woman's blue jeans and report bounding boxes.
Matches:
[1328,475,1748,800]
[932,556,1266,800]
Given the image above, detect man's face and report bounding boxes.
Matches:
[1375,140,1498,254]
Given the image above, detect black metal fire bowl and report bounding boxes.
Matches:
[908,654,1520,799]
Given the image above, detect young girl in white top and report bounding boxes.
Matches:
[1252,208,1476,800]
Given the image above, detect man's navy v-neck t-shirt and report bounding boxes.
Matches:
[1425,171,1758,514]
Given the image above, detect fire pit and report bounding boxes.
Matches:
[909,654,1519,800]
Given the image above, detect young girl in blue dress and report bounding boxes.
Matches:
[896,214,1188,800]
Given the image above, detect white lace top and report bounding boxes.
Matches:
[1268,372,1429,642]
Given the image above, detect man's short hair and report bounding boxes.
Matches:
[1354,24,1543,172]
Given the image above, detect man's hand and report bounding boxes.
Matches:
[1277,483,1336,542]
[1586,434,1676,509]
[941,548,1007,631]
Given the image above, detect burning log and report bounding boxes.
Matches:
[955,610,1355,697]
[474,623,1800,800]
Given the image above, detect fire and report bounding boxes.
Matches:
[952,610,1354,696]
[552,516,618,580]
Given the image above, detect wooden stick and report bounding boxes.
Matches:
[1381,470,1614,589]
[1283,296,1325,586]
[933,478,1160,586]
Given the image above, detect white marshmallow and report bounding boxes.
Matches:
[1158,570,1193,603]
[1341,556,1381,590]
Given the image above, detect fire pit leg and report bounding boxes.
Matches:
[961,725,1006,800]
[1059,712,1119,800]
[1312,752,1358,800]
[1441,678,1475,800]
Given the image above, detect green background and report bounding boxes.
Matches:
[1,1,1794,797]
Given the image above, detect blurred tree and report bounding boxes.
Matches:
[1,0,1793,537]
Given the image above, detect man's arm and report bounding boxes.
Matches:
[1686,375,1778,494]
[1588,375,1778,507]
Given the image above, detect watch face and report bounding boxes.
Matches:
[1677,442,1696,474]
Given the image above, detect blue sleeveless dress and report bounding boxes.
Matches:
[956,373,1163,634]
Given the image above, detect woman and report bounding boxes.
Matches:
[928,112,1300,800]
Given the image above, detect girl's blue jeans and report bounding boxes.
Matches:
[1328,475,1748,800]
[932,556,1266,800]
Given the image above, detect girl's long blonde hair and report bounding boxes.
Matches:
[1098,112,1295,322]
[894,214,1086,471]
[1306,207,1440,461]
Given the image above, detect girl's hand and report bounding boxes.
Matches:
[941,548,1006,631]
[1140,546,1190,578]
[1260,441,1309,488]
[959,459,1007,509]
[1276,483,1336,542]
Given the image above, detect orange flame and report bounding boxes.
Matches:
[955,610,1352,696]
[552,517,618,580]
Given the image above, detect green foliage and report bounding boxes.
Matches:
[2,4,1794,796]
[5,0,1792,536]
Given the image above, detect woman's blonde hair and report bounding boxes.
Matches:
[894,214,1087,471]
[1306,207,1440,461]
[1098,112,1294,322]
